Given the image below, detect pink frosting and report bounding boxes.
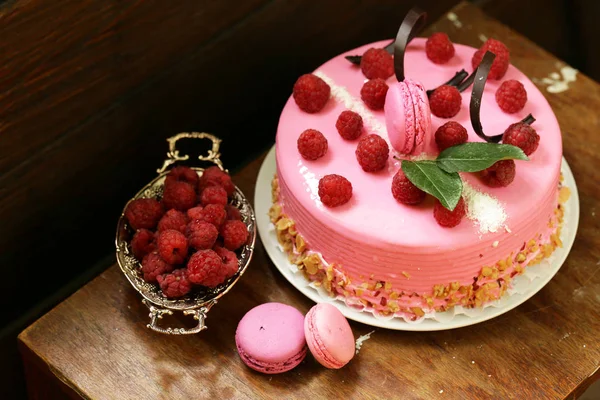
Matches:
[385,79,432,154]
[275,38,562,295]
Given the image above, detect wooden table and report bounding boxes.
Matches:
[18,3,600,399]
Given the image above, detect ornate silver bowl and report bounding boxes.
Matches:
[115,132,256,334]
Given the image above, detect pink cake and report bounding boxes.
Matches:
[270,35,570,320]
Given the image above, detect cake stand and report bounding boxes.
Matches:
[255,145,579,331]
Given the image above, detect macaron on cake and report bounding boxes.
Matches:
[235,303,307,374]
[304,303,355,369]
[271,4,568,322]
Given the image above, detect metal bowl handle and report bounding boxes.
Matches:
[142,299,216,335]
[157,132,224,174]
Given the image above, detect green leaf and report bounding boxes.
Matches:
[401,160,463,210]
[437,143,529,173]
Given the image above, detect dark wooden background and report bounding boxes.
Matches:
[1,0,599,399]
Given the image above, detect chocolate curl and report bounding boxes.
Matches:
[393,7,428,82]
[470,51,504,143]
[345,41,394,65]
[426,69,468,96]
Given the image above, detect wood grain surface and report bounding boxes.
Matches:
[18,3,600,399]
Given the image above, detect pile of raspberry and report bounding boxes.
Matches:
[124,166,249,299]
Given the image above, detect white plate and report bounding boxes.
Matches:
[255,145,580,331]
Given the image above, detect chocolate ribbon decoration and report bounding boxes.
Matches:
[394,7,428,82]
[470,51,536,143]
[426,69,468,96]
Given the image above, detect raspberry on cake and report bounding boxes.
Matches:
[336,111,363,140]
[157,229,188,265]
[435,121,468,151]
[318,174,352,207]
[293,74,331,113]
[297,129,328,160]
[187,249,226,288]
[429,85,462,118]
[360,48,394,80]
[502,122,540,156]
[392,169,426,205]
[472,38,510,80]
[125,198,164,231]
[355,134,389,172]
[480,160,516,187]
[433,197,466,228]
[496,80,527,114]
[426,32,455,64]
[360,78,389,110]
[162,180,197,211]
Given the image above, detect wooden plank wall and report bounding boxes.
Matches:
[0,0,457,323]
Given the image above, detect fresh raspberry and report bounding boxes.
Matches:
[360,48,394,80]
[220,220,249,251]
[360,78,389,110]
[297,129,328,160]
[186,220,219,250]
[157,229,188,265]
[426,33,455,64]
[472,38,510,80]
[187,250,225,287]
[336,111,363,140]
[157,269,192,298]
[194,204,227,228]
[435,121,468,151]
[502,122,540,156]
[292,74,330,113]
[225,204,242,221]
[318,174,352,207]
[141,252,174,283]
[131,229,156,260]
[429,85,462,118]
[391,169,426,205]
[162,180,196,211]
[198,166,235,196]
[157,209,188,233]
[124,198,164,230]
[480,160,516,187]
[214,245,239,280]
[187,206,204,221]
[200,185,228,206]
[495,80,527,114]
[434,197,466,228]
[355,134,389,172]
[164,166,199,189]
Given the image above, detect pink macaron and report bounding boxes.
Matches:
[384,78,432,155]
[235,302,307,374]
[304,303,355,369]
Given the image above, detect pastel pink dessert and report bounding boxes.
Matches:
[271,37,567,320]
[235,303,307,374]
[304,303,355,369]
[384,79,433,155]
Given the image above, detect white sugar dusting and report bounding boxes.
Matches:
[355,330,375,354]
[462,182,508,234]
[446,12,463,28]
[537,66,578,93]
[314,71,388,143]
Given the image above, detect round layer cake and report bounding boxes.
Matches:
[270,37,567,320]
